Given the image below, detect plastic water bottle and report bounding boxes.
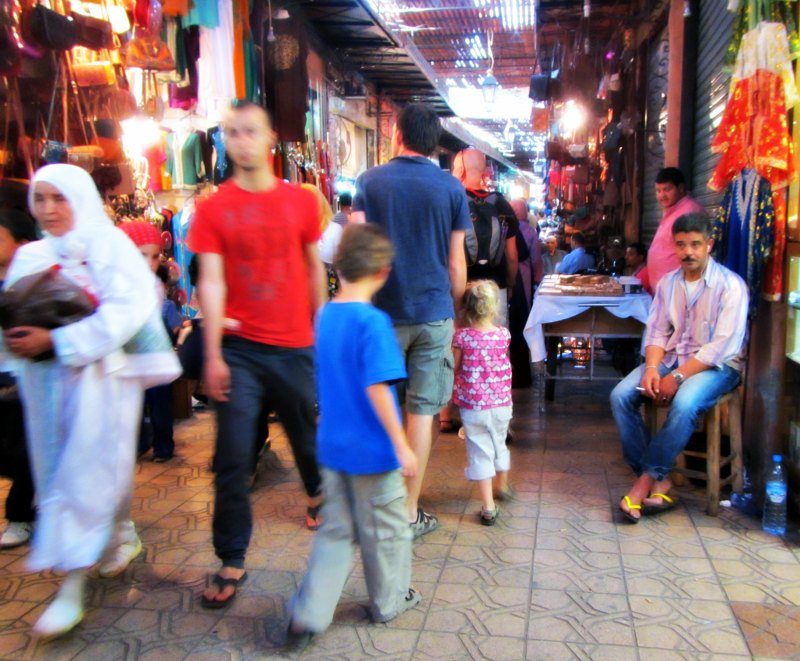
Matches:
[762,454,787,536]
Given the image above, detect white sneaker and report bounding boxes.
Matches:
[97,536,143,578]
[0,522,32,548]
[33,597,84,639]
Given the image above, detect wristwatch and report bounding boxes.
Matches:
[672,371,685,385]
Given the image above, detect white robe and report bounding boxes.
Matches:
[3,165,181,571]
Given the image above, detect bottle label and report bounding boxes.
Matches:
[766,482,787,504]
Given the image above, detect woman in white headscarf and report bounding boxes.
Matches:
[2,164,181,638]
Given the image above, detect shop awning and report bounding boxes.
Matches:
[293,0,454,116]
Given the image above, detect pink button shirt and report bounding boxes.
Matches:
[640,195,705,293]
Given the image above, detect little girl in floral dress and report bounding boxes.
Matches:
[452,280,514,525]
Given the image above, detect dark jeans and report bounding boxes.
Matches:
[0,399,35,524]
[138,384,175,459]
[213,336,320,568]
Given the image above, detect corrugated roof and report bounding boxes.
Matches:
[296,0,636,170]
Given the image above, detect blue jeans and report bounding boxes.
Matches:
[610,362,741,481]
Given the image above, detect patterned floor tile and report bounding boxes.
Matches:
[634,648,751,660]
[425,583,529,637]
[535,518,619,554]
[532,550,625,594]
[413,631,470,659]
[711,559,800,605]
[615,521,707,558]
[2,381,798,658]
[697,526,800,564]
[731,601,800,659]
[525,641,638,660]
[527,590,634,646]
[438,544,533,587]
[629,596,750,654]
[622,555,726,600]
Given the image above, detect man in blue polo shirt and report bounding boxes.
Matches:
[352,103,471,538]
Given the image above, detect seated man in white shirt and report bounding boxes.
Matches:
[610,213,748,522]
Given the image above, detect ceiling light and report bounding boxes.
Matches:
[481,72,499,103]
[481,30,499,104]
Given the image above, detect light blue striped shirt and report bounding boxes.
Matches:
[644,257,749,372]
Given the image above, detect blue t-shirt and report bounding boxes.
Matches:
[353,156,472,324]
[316,302,407,474]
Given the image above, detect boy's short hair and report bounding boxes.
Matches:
[672,212,711,238]
[570,231,586,247]
[0,209,39,242]
[655,167,686,188]
[334,224,394,282]
[338,192,352,208]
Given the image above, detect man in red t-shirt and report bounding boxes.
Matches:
[188,101,327,609]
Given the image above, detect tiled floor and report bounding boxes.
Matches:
[1,382,799,660]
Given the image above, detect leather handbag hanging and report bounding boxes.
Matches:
[25,4,77,51]
[572,164,590,186]
[73,60,116,86]
[531,106,549,133]
[124,33,175,71]
[71,11,114,50]
[545,140,562,161]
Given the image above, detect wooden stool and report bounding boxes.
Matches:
[644,389,743,516]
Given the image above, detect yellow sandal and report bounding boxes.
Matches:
[620,495,642,523]
[642,492,678,515]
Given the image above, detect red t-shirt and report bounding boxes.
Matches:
[188,180,320,348]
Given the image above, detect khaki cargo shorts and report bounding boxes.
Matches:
[394,319,454,416]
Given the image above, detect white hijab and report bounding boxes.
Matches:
[7,164,149,292]
[4,164,181,386]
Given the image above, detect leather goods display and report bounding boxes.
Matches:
[25,4,77,51]
[71,11,114,50]
[572,164,589,185]
[73,60,116,86]
[531,106,549,133]
[124,33,175,71]
[545,140,562,161]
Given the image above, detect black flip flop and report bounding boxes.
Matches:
[201,571,248,609]
[642,492,679,515]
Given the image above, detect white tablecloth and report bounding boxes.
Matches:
[524,292,652,362]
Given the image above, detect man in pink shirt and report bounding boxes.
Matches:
[639,168,704,293]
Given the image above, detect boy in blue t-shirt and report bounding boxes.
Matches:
[287,224,419,650]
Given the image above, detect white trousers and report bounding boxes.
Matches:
[460,406,513,480]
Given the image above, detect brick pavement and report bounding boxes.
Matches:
[1,383,799,660]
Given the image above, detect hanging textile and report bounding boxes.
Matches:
[264,13,309,142]
[713,169,775,312]
[197,0,236,122]
[731,21,799,107]
[711,69,795,191]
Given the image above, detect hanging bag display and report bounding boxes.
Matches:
[71,11,114,50]
[123,32,175,71]
[25,4,77,51]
